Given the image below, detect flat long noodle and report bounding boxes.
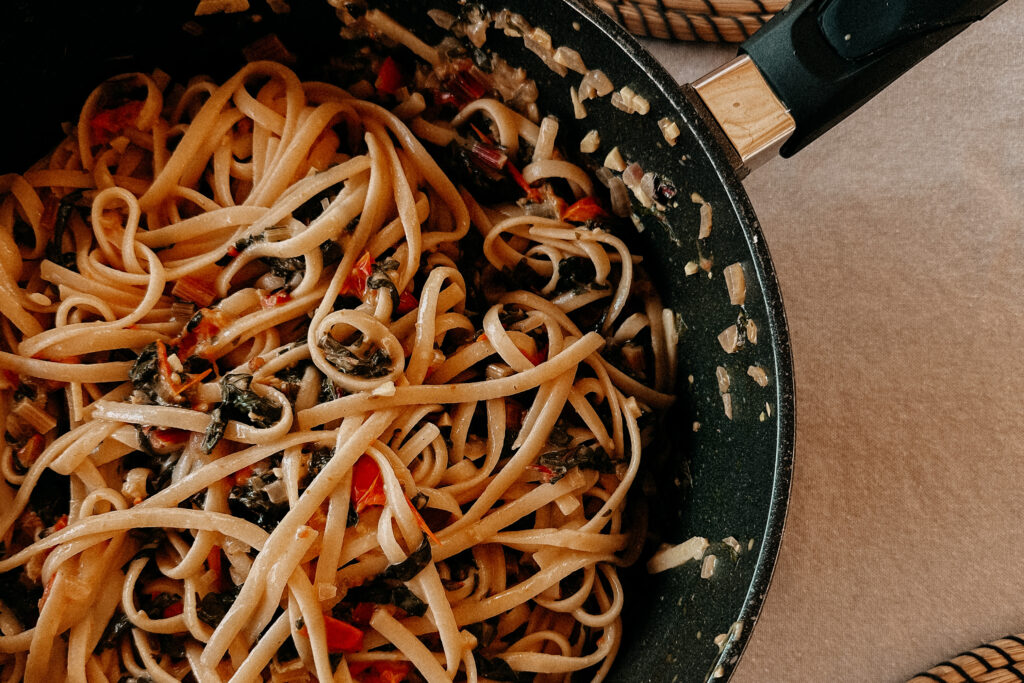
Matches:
[0,10,678,683]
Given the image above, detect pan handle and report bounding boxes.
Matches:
[687,0,1010,174]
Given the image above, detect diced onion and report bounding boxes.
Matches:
[579,129,600,154]
[570,86,587,120]
[608,177,630,217]
[701,554,717,579]
[553,46,587,74]
[747,365,769,387]
[603,147,626,172]
[658,117,680,146]
[723,262,746,305]
[715,366,730,394]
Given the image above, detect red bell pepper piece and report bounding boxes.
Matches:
[306,613,365,653]
[347,660,411,683]
[396,289,418,314]
[375,56,403,95]
[351,455,387,513]
[340,252,376,298]
[561,196,610,223]
[90,100,144,145]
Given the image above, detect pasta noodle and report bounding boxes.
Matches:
[0,9,676,683]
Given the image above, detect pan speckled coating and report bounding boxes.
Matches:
[0,1,794,680]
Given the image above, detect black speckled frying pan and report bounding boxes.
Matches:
[0,0,1006,680]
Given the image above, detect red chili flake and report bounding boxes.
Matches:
[52,514,68,532]
[506,160,542,203]
[226,245,240,258]
[527,463,556,483]
[16,434,46,469]
[561,196,610,223]
[375,56,403,95]
[89,101,144,145]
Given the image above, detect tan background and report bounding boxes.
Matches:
[641,2,1024,681]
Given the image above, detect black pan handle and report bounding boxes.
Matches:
[687,0,1010,173]
[742,0,1010,157]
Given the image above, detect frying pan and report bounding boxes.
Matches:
[0,0,1007,680]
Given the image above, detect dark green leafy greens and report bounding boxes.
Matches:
[318,336,391,378]
[202,374,282,453]
[537,444,616,482]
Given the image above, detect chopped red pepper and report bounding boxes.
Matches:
[517,343,546,367]
[149,428,190,450]
[207,546,227,593]
[375,56,403,96]
[16,434,46,469]
[52,514,68,533]
[561,196,610,223]
[260,290,292,309]
[396,289,418,314]
[349,602,376,626]
[162,601,184,618]
[226,245,240,258]
[176,309,226,360]
[90,100,144,145]
[351,455,387,513]
[302,613,364,653]
[232,465,255,487]
[347,660,410,683]
[340,251,375,299]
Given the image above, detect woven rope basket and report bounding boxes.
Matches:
[908,634,1024,683]
[597,0,788,42]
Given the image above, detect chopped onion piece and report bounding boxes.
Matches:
[610,90,632,113]
[723,536,742,554]
[715,366,730,394]
[579,129,600,154]
[747,365,769,387]
[685,261,699,276]
[427,9,455,29]
[746,319,758,345]
[594,166,614,187]
[553,46,587,74]
[721,393,733,420]
[701,554,717,579]
[632,93,650,115]
[608,177,630,217]
[647,536,709,574]
[570,86,587,119]
[658,117,680,146]
[532,116,558,163]
[603,146,626,172]
[718,325,740,353]
[579,69,613,99]
[13,400,57,435]
[723,262,746,305]
[692,192,713,239]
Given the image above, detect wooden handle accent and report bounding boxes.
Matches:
[691,55,795,172]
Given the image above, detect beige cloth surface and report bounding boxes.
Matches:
[643,2,1024,681]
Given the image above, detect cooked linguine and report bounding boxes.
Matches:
[0,14,676,683]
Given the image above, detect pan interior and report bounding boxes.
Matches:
[0,1,794,680]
